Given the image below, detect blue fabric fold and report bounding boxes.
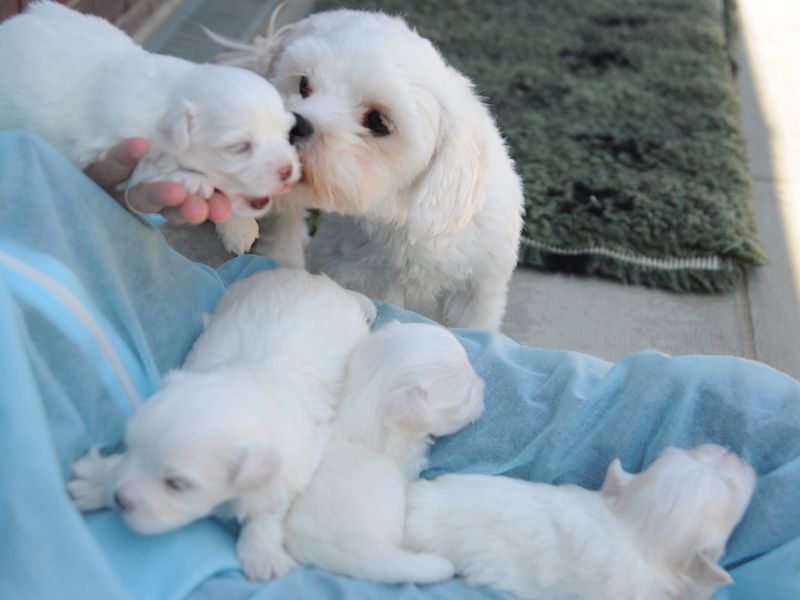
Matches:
[1,131,798,600]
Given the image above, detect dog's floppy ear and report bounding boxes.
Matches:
[684,545,733,587]
[406,74,490,242]
[229,438,281,492]
[601,458,635,502]
[159,100,195,153]
[384,385,433,433]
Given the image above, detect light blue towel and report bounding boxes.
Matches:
[1,131,798,600]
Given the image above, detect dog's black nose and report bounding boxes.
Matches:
[289,113,314,144]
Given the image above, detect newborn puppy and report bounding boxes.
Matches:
[406,444,757,600]
[214,9,524,326]
[284,321,485,583]
[0,1,300,255]
[68,269,375,581]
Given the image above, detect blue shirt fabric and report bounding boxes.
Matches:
[1,132,797,600]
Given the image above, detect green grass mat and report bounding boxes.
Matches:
[313,0,765,292]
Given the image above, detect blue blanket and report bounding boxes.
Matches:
[1,131,798,600]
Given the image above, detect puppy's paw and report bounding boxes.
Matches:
[167,171,215,198]
[238,539,298,581]
[67,448,121,511]
[217,218,260,255]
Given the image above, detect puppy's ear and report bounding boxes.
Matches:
[229,439,281,492]
[601,458,634,502]
[406,75,490,241]
[159,100,196,152]
[684,545,733,587]
[384,386,433,433]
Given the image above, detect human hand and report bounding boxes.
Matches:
[84,138,232,224]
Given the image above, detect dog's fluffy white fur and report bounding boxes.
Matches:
[68,269,375,581]
[215,9,524,327]
[406,444,757,600]
[284,321,485,582]
[0,1,300,255]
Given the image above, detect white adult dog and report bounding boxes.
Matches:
[68,269,376,581]
[406,444,757,600]
[0,1,300,255]
[214,9,524,328]
[284,321,485,582]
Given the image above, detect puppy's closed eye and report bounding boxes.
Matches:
[226,141,252,155]
[363,109,391,137]
[164,476,193,492]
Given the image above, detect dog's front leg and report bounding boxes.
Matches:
[237,504,297,580]
[216,216,260,255]
[251,202,308,269]
[441,279,508,330]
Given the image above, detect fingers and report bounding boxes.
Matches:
[207,192,233,223]
[84,138,150,189]
[85,138,235,225]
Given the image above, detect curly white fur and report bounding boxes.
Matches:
[406,444,757,600]
[0,1,300,254]
[214,9,524,326]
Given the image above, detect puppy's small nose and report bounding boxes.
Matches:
[289,113,314,144]
[114,491,130,511]
[278,164,293,182]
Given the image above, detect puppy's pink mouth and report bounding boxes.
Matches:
[245,196,271,210]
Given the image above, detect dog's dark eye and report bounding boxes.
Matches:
[299,76,311,98]
[363,110,390,137]
[165,476,191,492]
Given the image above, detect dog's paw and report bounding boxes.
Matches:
[238,540,298,581]
[217,218,260,255]
[167,171,215,198]
[67,448,121,511]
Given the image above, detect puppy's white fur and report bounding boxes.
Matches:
[0,1,300,254]
[215,9,524,326]
[406,444,757,600]
[284,321,485,583]
[68,269,375,581]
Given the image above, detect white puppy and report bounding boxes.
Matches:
[0,1,301,255]
[284,321,485,583]
[68,269,375,581]
[406,444,757,600]
[214,9,524,327]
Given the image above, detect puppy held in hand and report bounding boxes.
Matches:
[406,444,757,600]
[0,1,300,255]
[214,9,524,321]
[284,322,485,583]
[68,269,375,581]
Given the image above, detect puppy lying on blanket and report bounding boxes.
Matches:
[0,1,300,255]
[284,321,485,582]
[68,269,375,581]
[406,444,756,600]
